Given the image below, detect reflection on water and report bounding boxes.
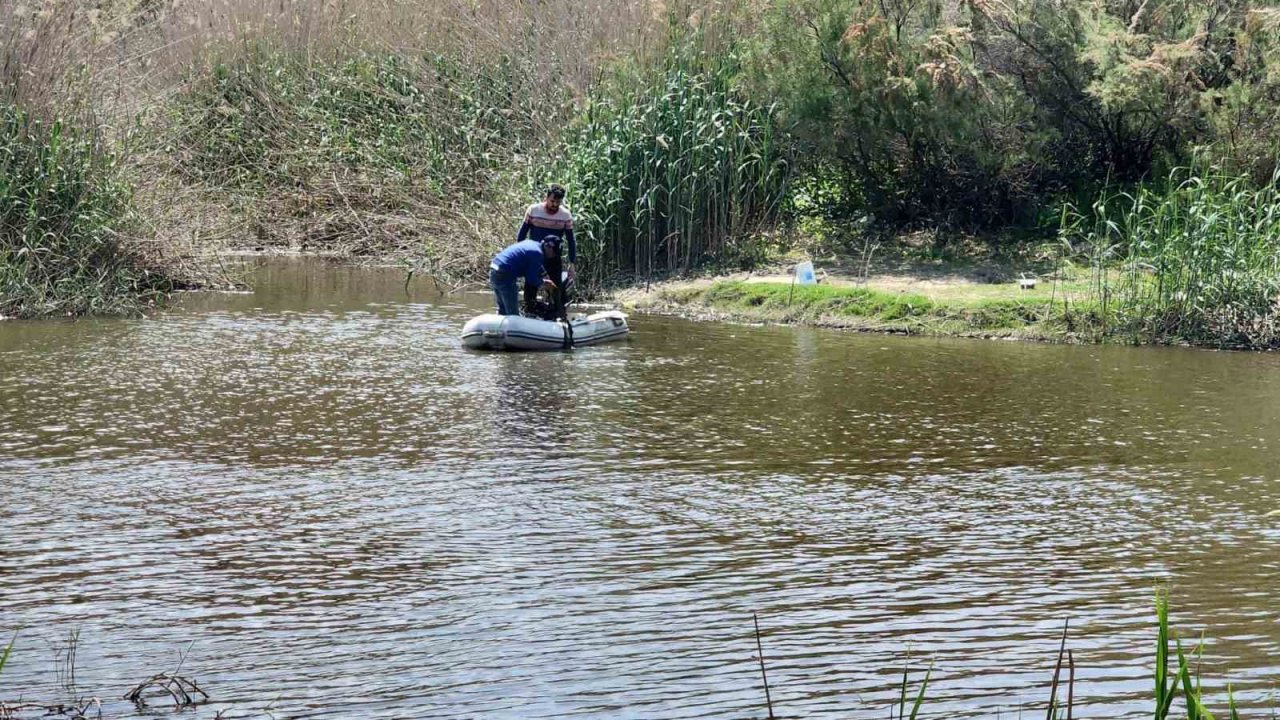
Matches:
[2,257,1280,718]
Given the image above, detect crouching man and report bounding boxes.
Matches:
[488,238,557,316]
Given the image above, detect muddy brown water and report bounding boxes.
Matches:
[2,258,1280,719]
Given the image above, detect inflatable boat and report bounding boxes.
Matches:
[461,310,629,351]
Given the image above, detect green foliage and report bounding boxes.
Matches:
[747,0,1066,230]
[1198,10,1280,183]
[1157,592,1176,719]
[896,654,933,720]
[863,594,1243,720]
[1062,163,1280,348]
[560,26,791,287]
[161,45,573,272]
[1154,590,1224,720]
[169,48,546,197]
[0,103,171,318]
[689,280,1050,331]
[744,0,1280,242]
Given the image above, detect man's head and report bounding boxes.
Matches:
[543,184,566,214]
[540,239,556,257]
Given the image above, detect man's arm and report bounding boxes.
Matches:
[565,227,576,265]
[516,219,531,243]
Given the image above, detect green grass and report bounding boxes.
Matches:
[561,22,791,289]
[677,280,1057,335]
[638,241,1280,347]
[157,34,793,286]
[0,632,12,675]
[1,103,172,318]
[168,49,540,196]
[884,593,1253,719]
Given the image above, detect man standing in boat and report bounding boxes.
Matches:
[489,238,557,316]
[516,184,575,319]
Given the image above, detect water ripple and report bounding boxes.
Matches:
[3,259,1280,718]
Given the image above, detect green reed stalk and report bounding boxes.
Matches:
[561,21,791,289]
[0,633,13,676]
[1062,162,1280,348]
[1157,592,1177,719]
[1,103,171,317]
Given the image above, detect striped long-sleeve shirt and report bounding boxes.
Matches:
[515,202,575,263]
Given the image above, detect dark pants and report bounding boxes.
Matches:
[545,254,565,320]
[489,268,519,316]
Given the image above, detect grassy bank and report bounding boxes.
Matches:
[1063,164,1280,349]
[158,47,546,279]
[156,29,790,291]
[622,267,1113,341]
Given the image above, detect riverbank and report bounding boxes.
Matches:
[8,0,1280,341]
[613,257,1106,344]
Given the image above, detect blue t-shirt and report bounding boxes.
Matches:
[491,240,546,286]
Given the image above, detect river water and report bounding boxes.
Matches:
[2,258,1279,719]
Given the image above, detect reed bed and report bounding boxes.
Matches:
[562,26,791,289]
[160,46,547,275]
[1061,165,1280,348]
[8,0,1280,335]
[748,593,1258,719]
[146,0,671,279]
[0,102,172,317]
[1,0,680,314]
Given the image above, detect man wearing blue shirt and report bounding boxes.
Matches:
[489,238,556,316]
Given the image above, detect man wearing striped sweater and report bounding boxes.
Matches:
[516,184,575,319]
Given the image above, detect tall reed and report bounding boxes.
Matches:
[160,45,570,274]
[0,103,171,317]
[1061,164,1280,348]
[886,594,1248,719]
[560,19,792,288]
[0,633,12,675]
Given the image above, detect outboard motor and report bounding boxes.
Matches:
[526,271,575,321]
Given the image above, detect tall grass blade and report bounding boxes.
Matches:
[1047,619,1069,720]
[909,662,934,720]
[899,648,911,720]
[1176,637,1216,720]
[1157,591,1178,720]
[0,632,14,675]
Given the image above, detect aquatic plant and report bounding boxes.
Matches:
[1061,164,1280,348]
[741,593,1245,719]
[560,18,792,288]
[0,103,172,318]
[895,651,933,720]
[0,633,12,676]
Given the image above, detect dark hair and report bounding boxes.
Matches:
[545,184,566,200]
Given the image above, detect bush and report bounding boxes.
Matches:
[745,0,1275,242]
